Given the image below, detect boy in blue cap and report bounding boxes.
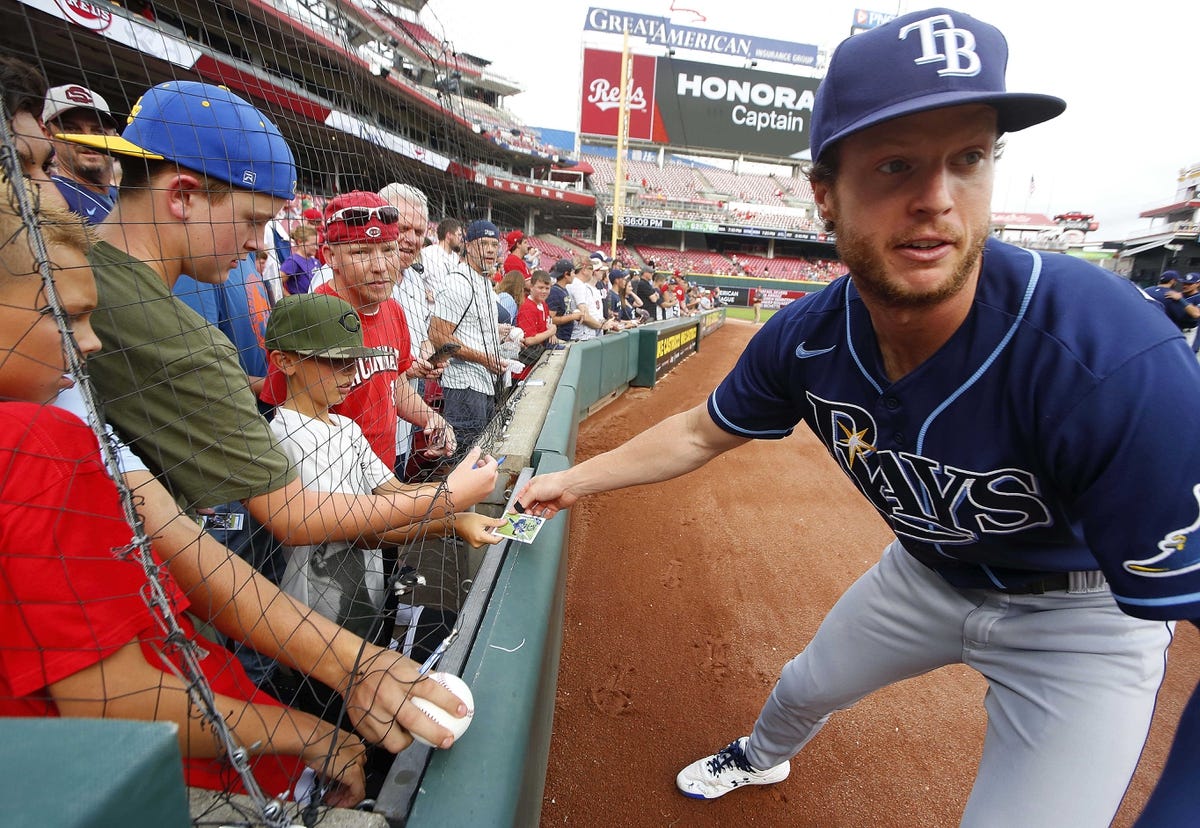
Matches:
[57,83,497,711]
[58,81,496,560]
[0,175,368,805]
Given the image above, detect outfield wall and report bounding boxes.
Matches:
[404,308,725,826]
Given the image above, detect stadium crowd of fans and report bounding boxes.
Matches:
[0,56,736,816]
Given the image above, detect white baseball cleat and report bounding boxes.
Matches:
[676,736,791,800]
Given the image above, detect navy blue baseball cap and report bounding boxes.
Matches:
[1161,270,1180,282]
[1178,272,1200,285]
[810,8,1066,163]
[465,220,499,242]
[57,81,296,200]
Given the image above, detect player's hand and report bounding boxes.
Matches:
[299,725,367,808]
[515,470,577,518]
[341,647,469,753]
[452,511,506,548]
[445,447,498,510]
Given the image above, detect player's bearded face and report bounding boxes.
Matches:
[835,220,987,309]
[819,106,996,309]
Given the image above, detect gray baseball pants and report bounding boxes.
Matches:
[745,540,1174,827]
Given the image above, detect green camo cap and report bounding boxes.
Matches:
[264,293,389,359]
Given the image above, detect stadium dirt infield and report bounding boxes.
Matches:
[539,319,1199,827]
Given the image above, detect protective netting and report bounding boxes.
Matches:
[1,1,560,823]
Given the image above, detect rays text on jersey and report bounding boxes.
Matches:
[808,394,1054,545]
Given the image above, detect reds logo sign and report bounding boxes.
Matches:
[586,78,648,113]
[53,0,113,31]
[579,49,656,141]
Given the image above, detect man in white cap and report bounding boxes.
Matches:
[42,84,121,223]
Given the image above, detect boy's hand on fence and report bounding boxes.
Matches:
[301,725,367,808]
[453,511,506,548]
[421,415,456,458]
[343,648,468,752]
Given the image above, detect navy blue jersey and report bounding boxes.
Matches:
[1145,285,1171,304]
[1144,284,1196,330]
[547,283,577,342]
[709,238,1200,621]
[52,175,116,225]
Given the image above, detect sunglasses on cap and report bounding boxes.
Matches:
[326,205,401,225]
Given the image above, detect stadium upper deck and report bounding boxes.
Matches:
[5,0,836,253]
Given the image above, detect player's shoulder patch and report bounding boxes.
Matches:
[1125,484,1200,578]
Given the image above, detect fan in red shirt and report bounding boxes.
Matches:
[501,230,532,284]
[262,192,454,468]
[514,270,559,380]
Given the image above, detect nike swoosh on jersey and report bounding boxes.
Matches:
[795,342,836,359]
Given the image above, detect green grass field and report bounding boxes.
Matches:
[722,306,778,323]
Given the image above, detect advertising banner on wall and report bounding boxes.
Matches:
[583,7,819,68]
[850,8,896,35]
[753,287,808,310]
[698,308,725,338]
[579,48,661,142]
[609,213,831,243]
[654,323,699,380]
[716,286,750,306]
[580,48,821,159]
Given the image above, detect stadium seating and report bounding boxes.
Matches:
[629,244,846,281]
[698,167,786,204]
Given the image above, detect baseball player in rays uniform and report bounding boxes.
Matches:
[518,8,1200,827]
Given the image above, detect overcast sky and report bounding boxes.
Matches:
[424,1,1198,243]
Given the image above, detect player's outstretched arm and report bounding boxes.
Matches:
[516,401,747,517]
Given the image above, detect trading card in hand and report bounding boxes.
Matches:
[200,511,245,532]
[495,511,547,544]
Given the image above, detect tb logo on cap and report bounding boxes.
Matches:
[900,13,981,78]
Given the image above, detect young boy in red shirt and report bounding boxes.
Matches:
[514,269,559,379]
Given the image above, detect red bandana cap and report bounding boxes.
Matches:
[323,191,401,245]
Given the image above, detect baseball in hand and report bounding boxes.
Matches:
[411,671,475,748]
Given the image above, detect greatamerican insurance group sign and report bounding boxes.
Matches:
[584,7,819,67]
[578,47,821,159]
